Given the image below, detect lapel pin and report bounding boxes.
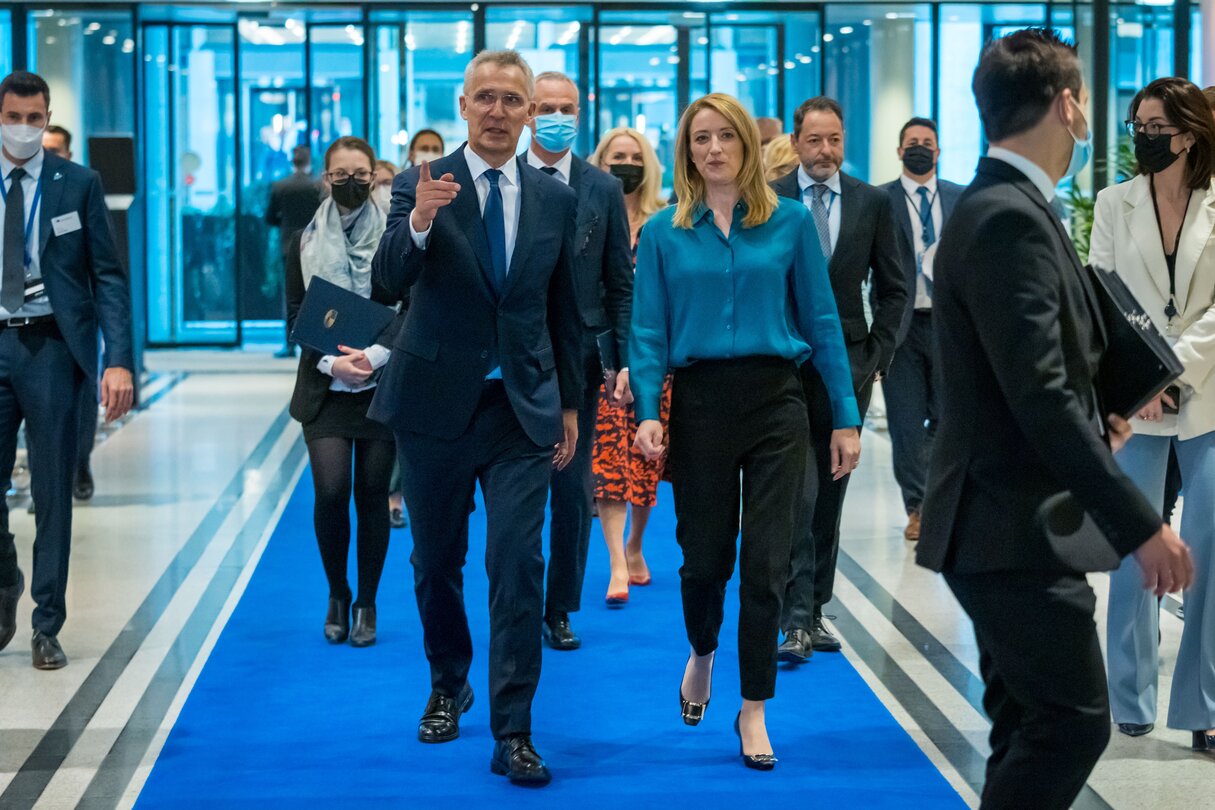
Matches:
[53,171,63,181]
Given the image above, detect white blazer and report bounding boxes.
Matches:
[1090,173,1215,440]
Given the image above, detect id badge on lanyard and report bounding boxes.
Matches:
[0,174,43,270]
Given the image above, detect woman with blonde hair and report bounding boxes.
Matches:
[631,94,860,768]
[586,128,670,603]
[761,134,798,182]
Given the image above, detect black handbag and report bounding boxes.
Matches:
[1087,264,1184,419]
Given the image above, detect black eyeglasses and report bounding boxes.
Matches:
[325,170,373,184]
[1125,120,1182,139]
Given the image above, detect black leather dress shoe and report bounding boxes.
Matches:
[418,682,474,743]
[389,508,407,530]
[810,615,842,652]
[777,628,813,663]
[73,464,95,501]
[1193,731,1215,751]
[491,734,552,786]
[541,612,581,650]
[1118,722,1154,737]
[0,569,23,653]
[324,596,350,644]
[350,606,376,647]
[32,630,67,670]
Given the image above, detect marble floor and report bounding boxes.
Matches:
[0,361,1208,808]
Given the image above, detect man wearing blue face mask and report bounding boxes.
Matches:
[524,71,633,650]
[916,29,1194,807]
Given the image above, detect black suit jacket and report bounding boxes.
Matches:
[265,172,322,244]
[565,154,633,365]
[880,175,965,343]
[283,228,404,425]
[772,169,907,386]
[367,144,583,447]
[35,151,134,380]
[916,158,1159,574]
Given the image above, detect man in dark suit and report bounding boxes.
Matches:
[369,50,581,787]
[0,71,135,669]
[523,70,632,651]
[265,144,321,358]
[917,30,1193,807]
[772,96,907,661]
[879,117,965,543]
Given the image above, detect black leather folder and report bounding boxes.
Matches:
[290,277,396,357]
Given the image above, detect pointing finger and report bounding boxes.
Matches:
[419,160,432,183]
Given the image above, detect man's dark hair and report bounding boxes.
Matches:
[898,117,938,146]
[291,144,311,169]
[972,28,1082,142]
[1130,78,1215,189]
[792,96,844,138]
[45,124,71,151]
[0,71,51,109]
[1203,85,1215,112]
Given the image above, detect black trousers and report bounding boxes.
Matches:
[669,358,808,701]
[885,311,935,514]
[545,347,601,616]
[781,363,873,630]
[398,382,552,739]
[0,322,84,636]
[946,570,1111,810]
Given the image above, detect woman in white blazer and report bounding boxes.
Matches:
[1089,77,1215,753]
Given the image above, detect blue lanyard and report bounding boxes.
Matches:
[0,170,43,269]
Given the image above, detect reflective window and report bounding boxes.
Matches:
[823,5,934,183]
[310,24,367,155]
[0,11,12,77]
[28,10,136,165]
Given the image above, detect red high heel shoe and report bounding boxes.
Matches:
[605,589,629,606]
[628,574,652,586]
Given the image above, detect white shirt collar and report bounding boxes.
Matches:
[798,164,841,195]
[987,146,1055,203]
[899,172,937,197]
[525,148,573,185]
[1,147,45,184]
[463,144,519,187]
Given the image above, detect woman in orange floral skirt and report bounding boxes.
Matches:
[589,128,671,605]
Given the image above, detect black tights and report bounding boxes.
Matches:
[306,437,395,608]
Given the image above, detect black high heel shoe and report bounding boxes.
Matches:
[679,654,713,726]
[1193,730,1215,751]
[324,596,351,644]
[734,713,777,771]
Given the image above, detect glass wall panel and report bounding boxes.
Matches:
[938,5,1047,184]
[1192,8,1203,84]
[144,25,238,345]
[0,11,12,78]
[310,24,367,153]
[709,21,780,118]
[29,9,136,164]
[781,13,823,131]
[370,10,474,168]
[823,5,933,183]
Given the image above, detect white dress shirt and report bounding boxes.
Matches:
[525,148,574,186]
[0,148,52,318]
[900,173,944,311]
[410,145,522,270]
[987,147,1056,204]
[798,164,842,254]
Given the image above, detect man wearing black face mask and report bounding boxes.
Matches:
[880,118,964,543]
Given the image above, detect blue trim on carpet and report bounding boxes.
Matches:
[136,470,965,808]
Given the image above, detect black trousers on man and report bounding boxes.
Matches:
[0,322,85,636]
[782,363,873,631]
[885,311,935,514]
[545,346,601,617]
[669,358,807,701]
[398,381,552,740]
[945,571,1111,810]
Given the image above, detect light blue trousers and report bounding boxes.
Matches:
[1106,431,1215,730]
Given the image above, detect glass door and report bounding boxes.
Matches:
[144,23,239,345]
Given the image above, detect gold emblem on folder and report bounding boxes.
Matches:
[324,309,338,329]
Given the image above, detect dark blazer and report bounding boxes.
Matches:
[284,226,403,425]
[566,154,633,364]
[265,172,322,244]
[880,175,965,343]
[368,144,583,447]
[916,158,1160,575]
[772,169,908,386]
[36,151,134,380]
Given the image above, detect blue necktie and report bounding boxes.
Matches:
[916,186,936,297]
[3,168,26,313]
[483,168,507,295]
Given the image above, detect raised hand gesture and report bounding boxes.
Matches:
[410,160,460,234]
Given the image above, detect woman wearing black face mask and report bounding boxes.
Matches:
[586,128,671,602]
[285,136,399,648]
[1089,77,1215,753]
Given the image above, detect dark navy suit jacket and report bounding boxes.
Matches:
[880,175,965,343]
[368,144,583,447]
[34,151,133,380]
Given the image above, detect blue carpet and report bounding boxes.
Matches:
[137,468,965,809]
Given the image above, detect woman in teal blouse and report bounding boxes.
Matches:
[631,93,861,770]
